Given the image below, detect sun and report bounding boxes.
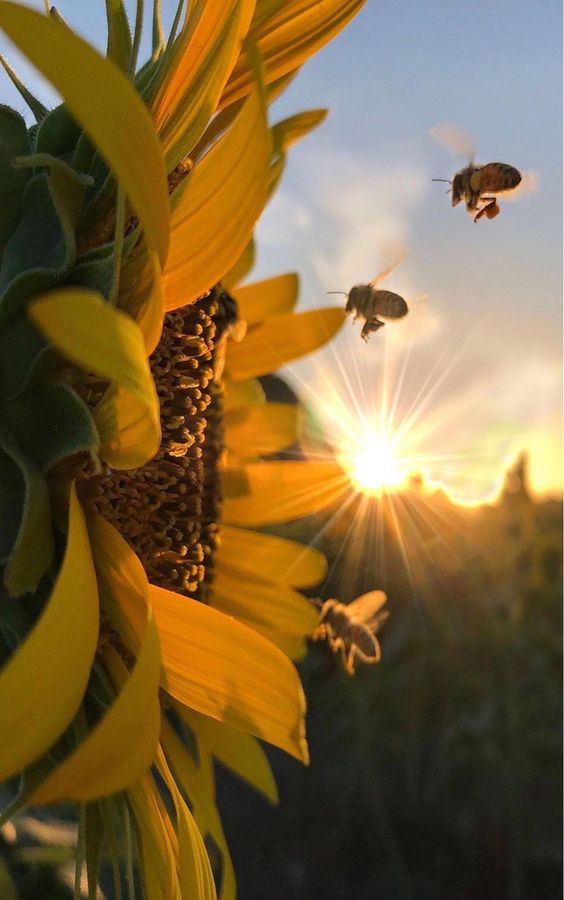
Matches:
[345,432,406,496]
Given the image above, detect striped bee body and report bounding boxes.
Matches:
[345,285,409,342]
[312,591,389,674]
[451,162,522,221]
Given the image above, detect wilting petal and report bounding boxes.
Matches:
[28,289,160,468]
[162,719,235,900]
[221,0,367,107]
[164,90,270,309]
[128,774,181,900]
[0,485,98,781]
[152,0,255,168]
[223,459,347,525]
[0,3,170,266]
[179,706,278,804]
[225,402,298,457]
[218,525,327,588]
[231,273,298,324]
[30,617,161,804]
[226,307,345,380]
[156,745,217,900]
[149,583,309,763]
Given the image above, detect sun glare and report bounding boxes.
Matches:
[347,433,406,496]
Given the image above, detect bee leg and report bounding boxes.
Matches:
[361,318,385,341]
[345,648,357,676]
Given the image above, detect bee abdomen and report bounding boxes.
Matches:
[373,290,409,319]
[480,163,522,193]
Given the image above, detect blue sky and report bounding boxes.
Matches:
[0,1,561,500]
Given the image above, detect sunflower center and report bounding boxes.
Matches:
[87,287,236,601]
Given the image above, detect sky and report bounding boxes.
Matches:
[0,1,561,503]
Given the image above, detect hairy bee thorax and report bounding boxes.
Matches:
[84,286,237,602]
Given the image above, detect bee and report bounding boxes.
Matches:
[311,590,389,674]
[329,246,409,341]
[429,123,535,223]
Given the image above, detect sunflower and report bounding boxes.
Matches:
[0,2,361,896]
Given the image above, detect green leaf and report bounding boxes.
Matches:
[105,0,133,73]
[0,53,48,122]
[1,383,99,473]
[0,105,31,255]
[0,158,92,326]
[0,315,55,400]
[0,421,53,597]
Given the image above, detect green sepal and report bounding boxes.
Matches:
[0,105,32,256]
[67,255,116,301]
[0,159,92,326]
[85,802,105,900]
[1,382,100,474]
[0,421,53,597]
[35,103,82,158]
[105,0,133,73]
[0,55,48,123]
[0,314,56,400]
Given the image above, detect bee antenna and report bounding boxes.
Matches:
[431,178,451,184]
[327,291,348,296]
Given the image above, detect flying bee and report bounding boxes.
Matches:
[429,123,536,223]
[311,590,389,675]
[329,245,409,341]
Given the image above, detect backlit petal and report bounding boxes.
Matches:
[218,525,328,588]
[223,460,347,525]
[149,583,309,763]
[226,307,345,380]
[164,90,270,309]
[231,273,298,324]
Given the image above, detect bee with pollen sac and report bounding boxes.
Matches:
[311,590,389,675]
[429,122,537,223]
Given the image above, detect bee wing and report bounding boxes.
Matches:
[429,122,475,162]
[369,241,408,289]
[346,590,387,626]
[502,169,540,201]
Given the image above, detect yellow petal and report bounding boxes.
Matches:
[224,376,265,412]
[152,0,255,169]
[210,571,318,658]
[223,460,347,525]
[28,289,160,469]
[221,237,256,289]
[164,89,271,309]
[179,706,278,805]
[225,402,298,456]
[222,0,367,107]
[156,744,217,900]
[0,485,98,781]
[90,515,308,761]
[149,583,309,763]
[218,525,327,588]
[0,3,169,266]
[231,273,298,324]
[30,617,161,804]
[226,307,345,380]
